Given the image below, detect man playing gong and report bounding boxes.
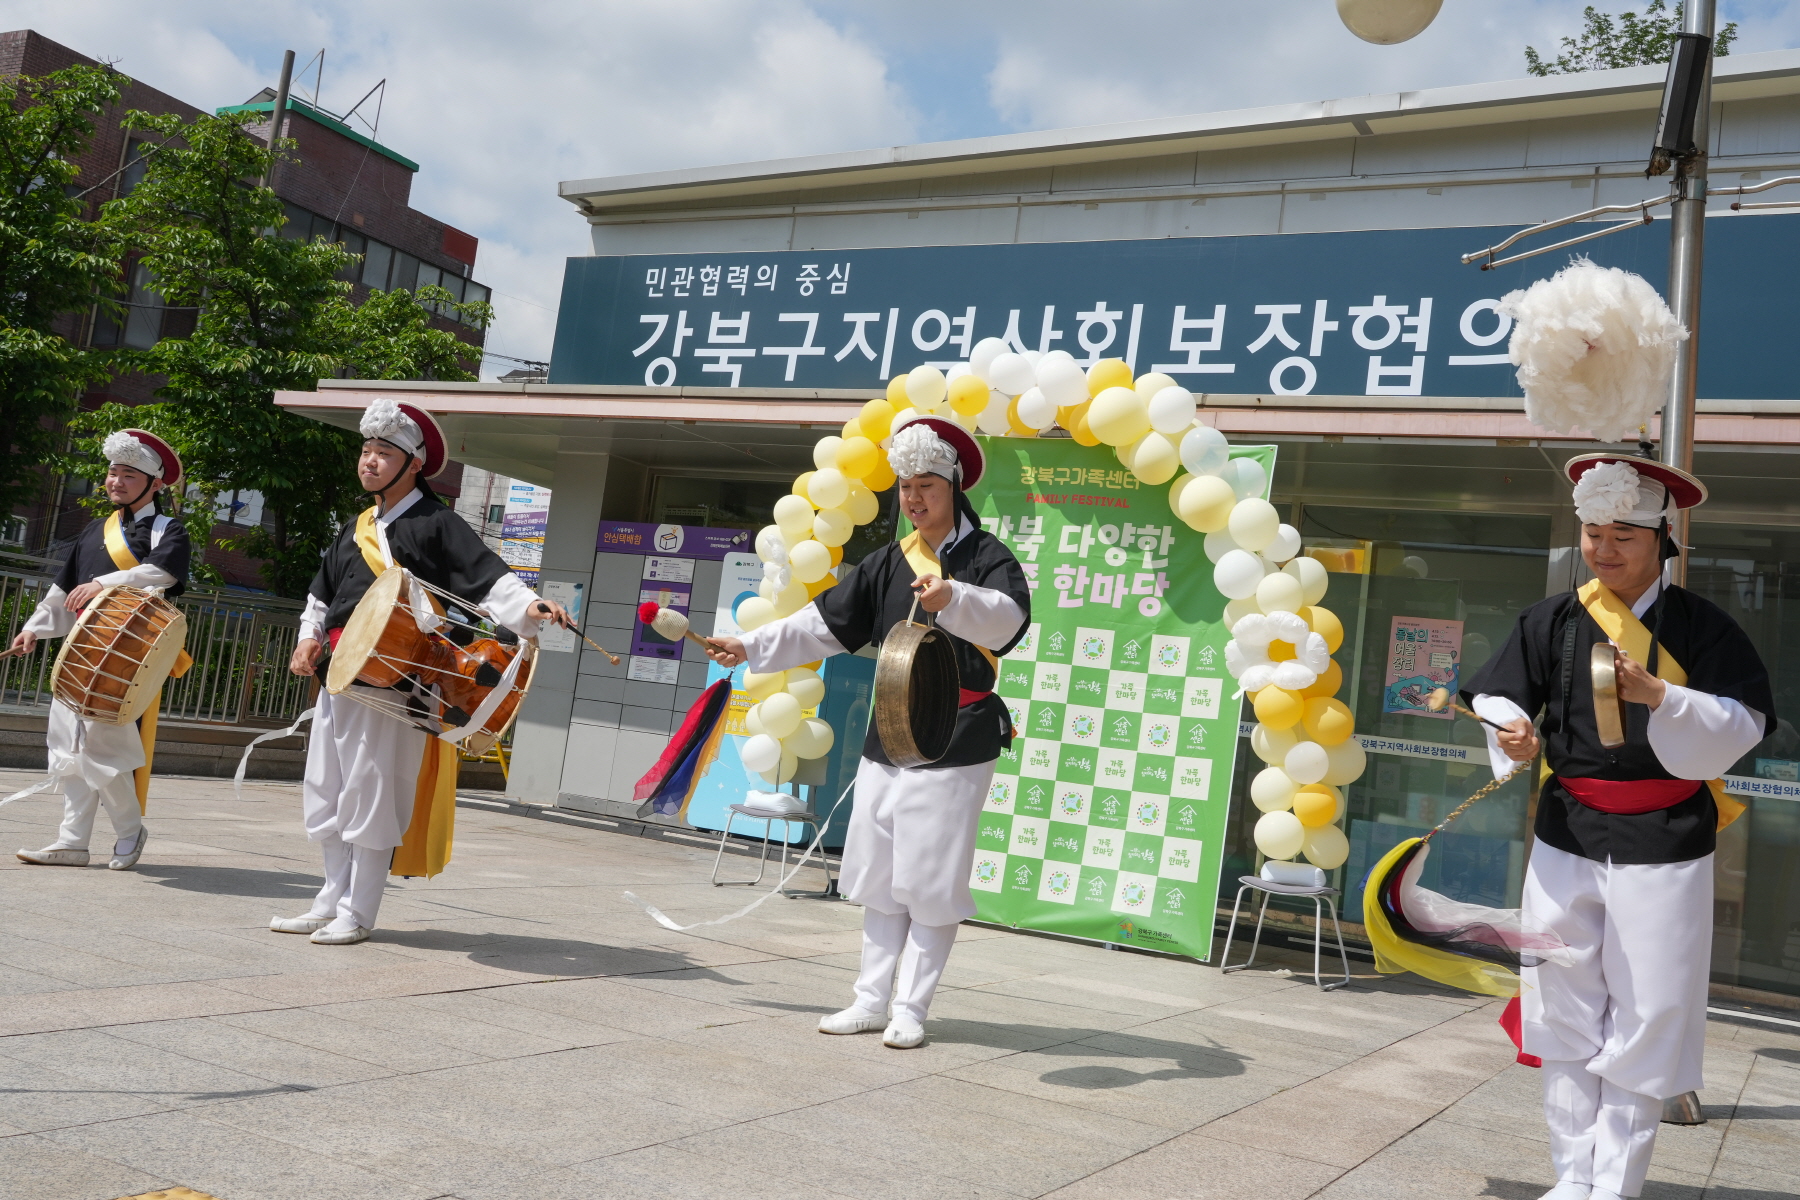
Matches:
[278,399,571,946]
[11,430,190,871]
[708,415,1030,1048]
[1465,454,1772,1200]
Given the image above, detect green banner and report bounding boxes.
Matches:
[966,437,1276,960]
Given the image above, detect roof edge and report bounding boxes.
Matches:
[217,97,421,173]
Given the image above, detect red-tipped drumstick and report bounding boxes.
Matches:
[638,601,717,651]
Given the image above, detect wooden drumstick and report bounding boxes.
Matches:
[576,631,621,666]
[1426,686,1508,731]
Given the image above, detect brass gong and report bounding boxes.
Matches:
[1590,643,1628,749]
[874,597,961,768]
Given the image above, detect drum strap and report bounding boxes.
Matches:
[1575,579,1741,831]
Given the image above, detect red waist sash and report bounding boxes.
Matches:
[958,688,991,708]
[327,627,343,651]
[1557,776,1701,814]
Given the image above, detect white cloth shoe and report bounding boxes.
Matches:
[883,1018,926,1049]
[269,914,333,935]
[1538,1183,1591,1200]
[309,925,371,945]
[109,828,148,871]
[17,845,88,867]
[818,1007,887,1035]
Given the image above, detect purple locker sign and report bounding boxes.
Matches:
[596,523,756,668]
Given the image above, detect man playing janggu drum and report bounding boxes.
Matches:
[707,414,1031,1048]
[277,399,571,946]
[11,430,190,871]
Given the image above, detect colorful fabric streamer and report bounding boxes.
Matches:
[633,679,730,821]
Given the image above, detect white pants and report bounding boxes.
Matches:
[841,757,994,927]
[46,700,144,852]
[304,834,391,933]
[1543,1060,1663,1197]
[853,909,958,1025]
[302,689,424,850]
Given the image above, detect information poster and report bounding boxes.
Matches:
[499,481,552,586]
[966,438,1274,961]
[1382,616,1464,719]
[594,522,755,683]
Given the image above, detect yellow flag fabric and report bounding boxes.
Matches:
[102,509,138,571]
[899,528,999,677]
[390,738,459,878]
[1362,836,1522,999]
[102,510,194,811]
[1576,580,1744,830]
[353,507,388,575]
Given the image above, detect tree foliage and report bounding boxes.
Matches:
[1527,2,1738,76]
[79,108,491,595]
[0,64,126,524]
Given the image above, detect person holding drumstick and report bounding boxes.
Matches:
[706,415,1030,1049]
[10,430,190,871]
[277,398,573,946]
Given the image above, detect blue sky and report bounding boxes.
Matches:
[8,1,1797,371]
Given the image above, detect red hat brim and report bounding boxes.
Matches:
[1565,453,1707,510]
[900,415,985,491]
[117,428,182,489]
[393,402,448,478]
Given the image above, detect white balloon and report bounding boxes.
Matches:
[1228,498,1281,552]
[945,361,972,381]
[970,337,1009,377]
[1220,456,1268,500]
[1251,767,1299,813]
[786,716,835,759]
[762,560,791,588]
[1254,810,1307,861]
[1284,555,1329,606]
[811,436,844,473]
[774,493,815,535]
[1222,596,1262,626]
[1179,424,1230,476]
[771,580,809,617]
[758,692,803,739]
[784,667,825,709]
[1297,631,1332,674]
[1147,386,1197,436]
[1302,823,1350,870]
[1256,571,1306,615]
[1039,348,1076,368]
[743,704,767,737]
[906,365,948,409]
[741,733,782,774]
[1015,386,1058,430]
[1223,639,1270,679]
[1203,530,1239,564]
[1270,661,1318,692]
[1252,722,1299,766]
[1322,739,1367,786]
[808,467,849,510]
[1265,523,1302,564]
[976,394,1012,435]
[735,597,776,631]
[1284,740,1330,785]
[1035,356,1088,407]
[755,525,788,565]
[1214,550,1266,600]
[987,352,1037,396]
[1231,613,1274,647]
[1266,611,1310,644]
[1238,664,1276,694]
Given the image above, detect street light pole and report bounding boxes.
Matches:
[1660,0,1714,586]
[263,50,295,192]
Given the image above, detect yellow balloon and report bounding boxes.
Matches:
[808,467,849,510]
[814,507,854,547]
[948,374,989,415]
[1133,371,1178,402]
[1005,396,1038,437]
[805,573,836,597]
[1176,474,1236,533]
[1304,605,1345,654]
[773,493,815,535]
[843,482,879,525]
[1087,386,1150,446]
[860,398,895,440]
[743,670,786,703]
[1300,659,1344,698]
[862,460,897,491]
[788,539,831,583]
[1268,639,1296,662]
[1130,431,1180,485]
[885,376,910,407]
[772,580,810,617]
[790,472,817,505]
[836,436,881,480]
[1253,687,1304,730]
[1056,399,1089,430]
[1071,410,1100,447]
[758,692,803,739]
[827,543,843,566]
[1302,697,1355,746]
[1086,357,1133,398]
[841,418,865,442]
[784,667,825,709]
[1292,785,1339,829]
[735,597,777,631]
[811,436,844,473]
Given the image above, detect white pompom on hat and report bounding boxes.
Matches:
[885,414,985,489]
[1566,453,1706,527]
[358,397,448,477]
[102,429,181,486]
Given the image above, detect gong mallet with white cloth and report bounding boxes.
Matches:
[1425,686,1509,731]
[637,602,721,654]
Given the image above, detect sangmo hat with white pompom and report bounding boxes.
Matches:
[359,397,449,478]
[1566,453,1706,528]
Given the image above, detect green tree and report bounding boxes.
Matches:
[1527,2,1739,76]
[85,108,489,595]
[0,64,126,528]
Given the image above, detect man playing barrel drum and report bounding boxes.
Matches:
[707,415,1031,1048]
[10,430,190,871]
[278,399,571,946]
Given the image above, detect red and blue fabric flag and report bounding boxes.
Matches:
[633,678,731,821]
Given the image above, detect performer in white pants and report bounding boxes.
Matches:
[10,430,190,871]
[709,415,1031,1048]
[279,399,569,945]
[1466,454,1772,1200]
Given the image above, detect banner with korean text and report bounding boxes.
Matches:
[965,437,1276,960]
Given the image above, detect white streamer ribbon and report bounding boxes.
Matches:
[0,766,73,810]
[233,706,316,800]
[625,779,855,932]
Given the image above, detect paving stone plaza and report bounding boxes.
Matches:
[1,769,1795,1200]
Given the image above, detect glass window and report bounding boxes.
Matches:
[464,281,490,305]
[279,202,309,238]
[486,504,505,525]
[119,140,151,196]
[438,272,465,302]
[335,231,366,282]
[389,253,419,292]
[361,240,393,289]
[121,261,166,349]
[309,213,336,242]
[415,264,441,292]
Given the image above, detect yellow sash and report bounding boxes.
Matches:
[352,505,460,877]
[1577,579,1745,831]
[900,529,999,677]
[102,509,193,813]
